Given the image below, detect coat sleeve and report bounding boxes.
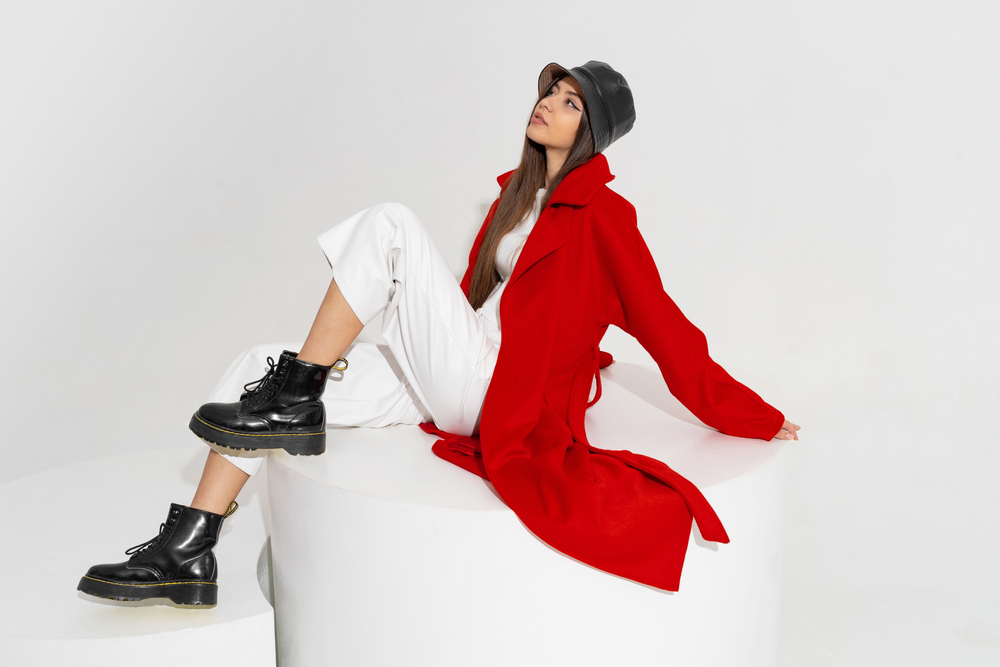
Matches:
[592,198,785,440]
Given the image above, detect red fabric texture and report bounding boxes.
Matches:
[425,154,785,591]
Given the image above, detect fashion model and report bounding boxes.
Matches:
[78,61,800,606]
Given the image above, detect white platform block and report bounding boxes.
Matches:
[0,447,275,667]
[266,362,786,667]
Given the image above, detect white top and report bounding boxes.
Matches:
[476,188,547,346]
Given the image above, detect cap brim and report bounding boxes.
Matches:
[537,62,571,97]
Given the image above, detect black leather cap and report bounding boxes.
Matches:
[538,60,636,155]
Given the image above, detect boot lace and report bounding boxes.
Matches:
[125,506,180,557]
[125,523,168,557]
[243,357,281,406]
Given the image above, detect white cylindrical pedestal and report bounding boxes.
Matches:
[267,362,786,666]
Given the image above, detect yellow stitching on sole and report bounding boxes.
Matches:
[193,413,325,438]
[82,575,217,588]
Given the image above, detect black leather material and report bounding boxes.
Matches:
[538,60,636,156]
[189,350,332,455]
[198,351,329,435]
[78,503,228,604]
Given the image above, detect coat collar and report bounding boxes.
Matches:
[495,153,615,207]
[498,154,615,291]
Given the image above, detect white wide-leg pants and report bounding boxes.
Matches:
[206,203,500,477]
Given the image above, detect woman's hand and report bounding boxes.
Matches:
[778,420,801,441]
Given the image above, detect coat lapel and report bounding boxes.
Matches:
[507,205,569,287]
[505,154,615,288]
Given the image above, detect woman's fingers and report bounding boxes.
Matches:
[780,420,800,440]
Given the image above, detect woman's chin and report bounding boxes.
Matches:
[525,127,551,150]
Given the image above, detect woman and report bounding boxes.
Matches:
[78,61,800,606]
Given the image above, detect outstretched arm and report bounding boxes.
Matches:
[593,202,797,441]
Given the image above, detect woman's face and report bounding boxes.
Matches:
[525,76,585,153]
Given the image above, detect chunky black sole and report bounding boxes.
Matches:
[77,574,218,606]
[188,413,326,456]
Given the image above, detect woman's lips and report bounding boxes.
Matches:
[531,112,547,125]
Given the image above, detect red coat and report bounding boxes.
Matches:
[422,153,784,591]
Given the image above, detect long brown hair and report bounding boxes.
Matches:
[467,77,595,311]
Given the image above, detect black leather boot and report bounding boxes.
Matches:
[189,350,346,456]
[78,502,237,606]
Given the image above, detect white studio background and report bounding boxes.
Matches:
[1,2,997,665]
